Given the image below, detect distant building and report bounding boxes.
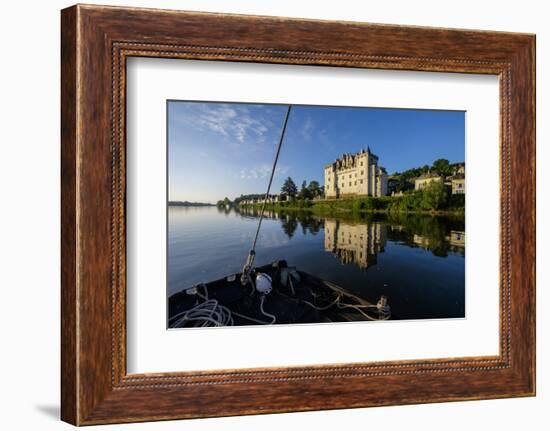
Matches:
[239,194,280,206]
[324,148,388,198]
[454,163,465,175]
[450,174,465,195]
[414,172,443,190]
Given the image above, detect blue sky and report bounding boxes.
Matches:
[168,101,464,203]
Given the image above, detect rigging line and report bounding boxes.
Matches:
[241,106,292,284]
[252,105,292,252]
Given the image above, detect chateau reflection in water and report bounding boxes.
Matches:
[325,220,386,269]
[234,206,465,270]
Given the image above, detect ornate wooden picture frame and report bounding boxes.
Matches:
[61,4,535,425]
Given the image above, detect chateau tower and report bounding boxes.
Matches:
[324,148,387,198]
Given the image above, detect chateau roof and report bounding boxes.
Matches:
[325,148,379,169]
[415,171,441,180]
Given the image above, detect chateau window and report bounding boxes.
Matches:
[354,181,357,185]
[360,162,363,166]
[361,170,364,175]
[349,182,352,187]
[360,179,363,184]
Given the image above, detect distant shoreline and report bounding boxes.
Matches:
[238,196,465,217]
[240,203,464,218]
[168,201,215,207]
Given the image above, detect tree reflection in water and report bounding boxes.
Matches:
[235,205,465,269]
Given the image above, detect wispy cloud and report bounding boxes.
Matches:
[239,164,289,180]
[174,103,278,145]
[300,115,315,141]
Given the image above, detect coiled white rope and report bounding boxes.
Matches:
[170,299,234,328]
[171,283,277,327]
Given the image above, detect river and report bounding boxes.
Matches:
[168,205,465,321]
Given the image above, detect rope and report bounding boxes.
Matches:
[169,299,234,327]
[259,295,277,324]
[336,301,385,321]
[288,275,296,296]
[302,291,391,321]
[241,106,292,285]
[231,310,274,325]
[170,283,277,327]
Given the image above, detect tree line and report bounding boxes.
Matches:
[280,177,323,200]
[219,177,324,207]
[390,158,463,193]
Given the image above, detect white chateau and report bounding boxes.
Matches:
[324,148,388,198]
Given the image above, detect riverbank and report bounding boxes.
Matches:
[238,195,465,217]
[168,201,214,207]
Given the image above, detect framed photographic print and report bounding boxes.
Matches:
[61,4,535,425]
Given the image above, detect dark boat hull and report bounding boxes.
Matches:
[168,261,389,328]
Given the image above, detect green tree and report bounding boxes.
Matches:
[281,177,298,199]
[216,197,231,207]
[307,180,321,198]
[298,180,312,200]
[421,180,447,211]
[432,158,452,176]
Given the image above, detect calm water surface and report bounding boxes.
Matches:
[168,206,465,320]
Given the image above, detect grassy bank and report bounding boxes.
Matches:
[238,193,465,217]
